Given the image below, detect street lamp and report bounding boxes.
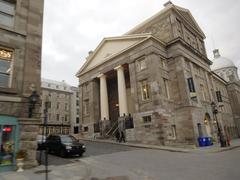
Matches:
[28,91,39,118]
[211,102,226,147]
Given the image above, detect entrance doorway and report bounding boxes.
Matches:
[204,113,212,137]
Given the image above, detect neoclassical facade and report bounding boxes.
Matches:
[76,2,239,146]
[0,0,44,171]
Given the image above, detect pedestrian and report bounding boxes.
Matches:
[119,131,125,143]
[115,130,120,142]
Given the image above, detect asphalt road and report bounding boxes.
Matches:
[36,140,138,166]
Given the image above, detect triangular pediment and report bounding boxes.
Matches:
[77,34,151,75]
[174,5,205,38]
[125,3,205,38]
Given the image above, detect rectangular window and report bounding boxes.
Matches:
[0,48,13,87]
[138,58,147,71]
[76,117,79,124]
[187,77,196,92]
[143,116,151,123]
[0,0,15,27]
[216,91,223,102]
[163,78,170,99]
[74,126,79,134]
[65,115,68,122]
[84,126,88,132]
[65,103,68,110]
[56,114,60,121]
[76,108,80,115]
[171,125,177,139]
[140,80,150,101]
[83,100,89,115]
[76,100,79,106]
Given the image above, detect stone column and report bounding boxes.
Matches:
[98,74,109,120]
[114,65,128,116]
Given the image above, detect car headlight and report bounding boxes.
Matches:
[66,146,72,150]
[82,145,86,148]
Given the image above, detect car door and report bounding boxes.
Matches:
[45,135,53,151]
[49,136,59,152]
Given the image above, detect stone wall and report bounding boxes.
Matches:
[0,0,44,168]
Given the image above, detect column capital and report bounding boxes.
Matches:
[114,65,123,71]
[97,73,106,78]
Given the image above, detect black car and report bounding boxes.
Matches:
[37,135,46,150]
[45,135,86,157]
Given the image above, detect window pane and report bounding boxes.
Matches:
[0,73,9,87]
[141,80,150,100]
[0,59,10,73]
[0,13,14,27]
[0,1,15,15]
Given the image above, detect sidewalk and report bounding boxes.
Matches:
[0,162,90,180]
[79,137,240,153]
[0,139,239,180]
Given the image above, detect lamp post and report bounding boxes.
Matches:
[43,98,50,180]
[28,91,39,118]
[211,102,226,147]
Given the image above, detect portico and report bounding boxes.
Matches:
[96,64,130,133]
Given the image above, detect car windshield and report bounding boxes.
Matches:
[60,136,77,143]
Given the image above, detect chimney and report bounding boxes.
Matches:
[213,49,220,58]
[164,1,173,7]
[88,50,93,55]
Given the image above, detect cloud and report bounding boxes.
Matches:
[42,0,240,85]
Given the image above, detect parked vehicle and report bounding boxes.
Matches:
[37,135,46,150]
[45,135,86,157]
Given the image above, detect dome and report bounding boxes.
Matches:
[211,49,235,71]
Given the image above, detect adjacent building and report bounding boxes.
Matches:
[40,79,79,136]
[70,86,81,135]
[76,2,239,146]
[0,0,44,171]
[211,49,240,136]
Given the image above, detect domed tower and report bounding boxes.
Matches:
[211,49,239,82]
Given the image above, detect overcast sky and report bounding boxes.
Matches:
[42,0,240,86]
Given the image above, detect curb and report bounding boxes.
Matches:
[79,138,192,153]
[79,138,240,153]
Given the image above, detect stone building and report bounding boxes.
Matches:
[40,79,79,135]
[211,49,240,136]
[76,2,239,146]
[0,0,44,171]
[70,86,81,135]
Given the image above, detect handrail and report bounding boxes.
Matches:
[106,120,119,136]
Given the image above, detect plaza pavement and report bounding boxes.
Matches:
[0,138,239,180]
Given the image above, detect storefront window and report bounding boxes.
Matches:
[0,125,16,166]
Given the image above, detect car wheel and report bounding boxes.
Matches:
[60,149,66,158]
